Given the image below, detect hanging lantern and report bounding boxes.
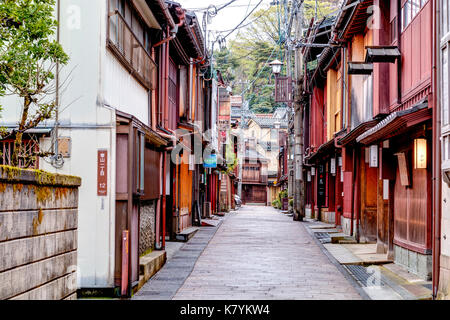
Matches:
[269,59,283,76]
[414,138,427,169]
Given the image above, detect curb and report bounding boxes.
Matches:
[301,222,372,300]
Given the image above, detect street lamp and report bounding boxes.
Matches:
[269,59,283,76]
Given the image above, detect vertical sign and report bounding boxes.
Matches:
[98,150,108,196]
[317,164,326,207]
[383,180,389,200]
[330,158,336,175]
[370,145,379,168]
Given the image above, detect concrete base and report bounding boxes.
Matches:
[134,250,167,294]
[438,255,450,299]
[305,207,312,219]
[341,216,357,237]
[394,245,432,281]
[322,211,335,224]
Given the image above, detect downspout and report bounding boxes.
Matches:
[351,147,356,237]
[432,0,442,300]
[162,151,167,249]
[355,147,361,243]
[165,28,169,129]
[396,0,402,105]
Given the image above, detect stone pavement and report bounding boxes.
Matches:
[171,205,363,300]
[132,219,224,300]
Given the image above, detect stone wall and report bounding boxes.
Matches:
[394,245,432,280]
[139,200,156,256]
[0,166,81,300]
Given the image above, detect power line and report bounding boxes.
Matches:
[223,0,265,40]
[209,5,272,34]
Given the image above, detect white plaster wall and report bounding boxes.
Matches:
[103,50,150,125]
[54,0,116,288]
[0,0,121,289]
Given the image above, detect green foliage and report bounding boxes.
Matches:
[278,189,288,202]
[0,0,69,167]
[272,199,281,209]
[303,0,341,22]
[214,47,239,85]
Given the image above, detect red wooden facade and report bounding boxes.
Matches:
[301,0,435,275]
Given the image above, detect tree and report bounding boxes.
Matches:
[0,0,69,167]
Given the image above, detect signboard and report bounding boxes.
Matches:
[275,77,293,103]
[370,145,379,168]
[203,154,217,168]
[330,158,336,175]
[317,164,326,207]
[97,150,108,196]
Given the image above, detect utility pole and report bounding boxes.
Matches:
[293,0,305,221]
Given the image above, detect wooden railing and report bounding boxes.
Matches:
[108,11,157,90]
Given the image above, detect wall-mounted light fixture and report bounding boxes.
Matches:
[414,138,427,169]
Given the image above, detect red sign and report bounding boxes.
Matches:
[97,150,108,196]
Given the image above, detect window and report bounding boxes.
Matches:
[107,0,157,90]
[411,0,420,17]
[363,75,373,122]
[443,0,450,36]
[179,66,188,118]
[390,17,397,43]
[402,1,411,31]
[402,0,428,31]
[270,129,278,140]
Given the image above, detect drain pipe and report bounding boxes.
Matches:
[432,0,442,299]
[350,148,356,238]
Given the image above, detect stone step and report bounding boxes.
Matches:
[133,250,167,295]
[329,233,349,243]
[175,227,200,242]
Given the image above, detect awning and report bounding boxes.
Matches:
[348,62,373,75]
[4,127,52,135]
[305,139,335,164]
[365,46,401,63]
[339,119,379,146]
[356,101,431,145]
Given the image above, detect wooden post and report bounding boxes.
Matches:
[121,230,129,297]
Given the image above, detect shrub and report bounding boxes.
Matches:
[272,199,281,209]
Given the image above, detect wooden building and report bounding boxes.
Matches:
[300,0,436,280]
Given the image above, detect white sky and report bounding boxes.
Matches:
[178,0,274,45]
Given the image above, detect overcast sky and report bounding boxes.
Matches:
[178,0,274,45]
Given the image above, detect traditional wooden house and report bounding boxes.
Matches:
[301,0,436,280]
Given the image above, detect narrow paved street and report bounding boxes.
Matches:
[135,205,363,300]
